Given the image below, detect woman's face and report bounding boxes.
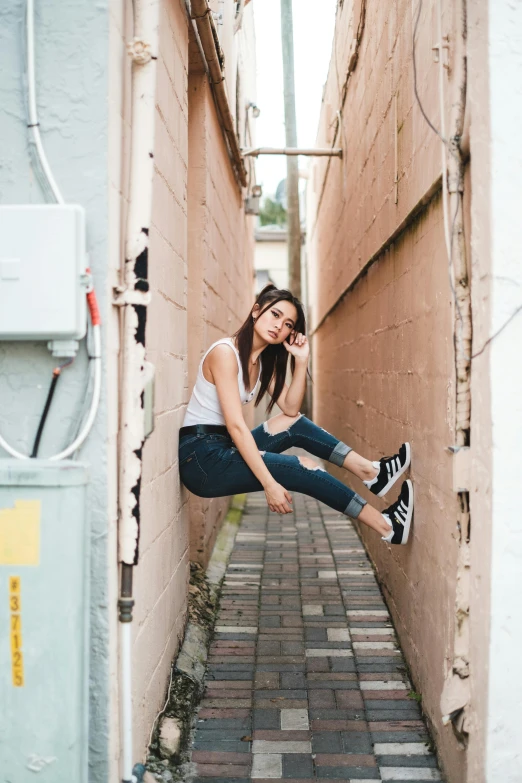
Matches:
[253,299,299,345]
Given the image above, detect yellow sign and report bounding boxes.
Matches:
[0,500,40,565]
[9,575,24,687]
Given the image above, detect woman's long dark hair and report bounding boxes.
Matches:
[233,284,307,414]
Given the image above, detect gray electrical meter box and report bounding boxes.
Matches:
[0,460,90,782]
[0,205,87,341]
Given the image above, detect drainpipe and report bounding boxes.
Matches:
[115,0,160,780]
[190,0,247,186]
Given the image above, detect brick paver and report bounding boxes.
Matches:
[188,492,441,782]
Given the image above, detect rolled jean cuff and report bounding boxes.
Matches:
[329,441,352,467]
[344,493,367,519]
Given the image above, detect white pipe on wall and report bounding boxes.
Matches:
[117,0,160,779]
[120,622,134,782]
[26,0,64,204]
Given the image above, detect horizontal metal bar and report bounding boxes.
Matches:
[241,147,343,158]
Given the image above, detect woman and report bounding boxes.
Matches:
[179,285,413,545]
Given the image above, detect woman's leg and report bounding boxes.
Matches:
[184,443,412,543]
[251,413,410,496]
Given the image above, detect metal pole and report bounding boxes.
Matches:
[242,147,343,157]
[280,0,301,299]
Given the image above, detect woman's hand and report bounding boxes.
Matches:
[265,481,293,514]
[284,332,309,361]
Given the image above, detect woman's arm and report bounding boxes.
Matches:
[208,345,293,514]
[268,333,309,415]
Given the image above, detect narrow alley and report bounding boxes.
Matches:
[187,491,440,782]
[1,0,522,782]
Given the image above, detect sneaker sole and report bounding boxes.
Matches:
[399,479,414,545]
[376,441,411,497]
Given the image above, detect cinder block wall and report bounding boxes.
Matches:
[307,1,468,780]
[122,0,255,761]
[187,43,255,567]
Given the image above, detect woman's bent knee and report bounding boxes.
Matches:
[264,412,302,435]
[298,455,325,472]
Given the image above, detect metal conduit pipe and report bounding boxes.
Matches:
[190,0,247,186]
[117,0,160,779]
[242,147,343,157]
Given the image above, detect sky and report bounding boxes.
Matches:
[251,0,338,198]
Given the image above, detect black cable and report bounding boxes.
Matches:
[412,0,445,141]
[471,304,522,360]
[30,361,71,458]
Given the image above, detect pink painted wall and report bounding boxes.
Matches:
[112,0,255,762]
[307,1,473,780]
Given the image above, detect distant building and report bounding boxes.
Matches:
[254,225,288,291]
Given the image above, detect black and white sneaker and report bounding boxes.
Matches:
[381,480,414,545]
[364,442,411,497]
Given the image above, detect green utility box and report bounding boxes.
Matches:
[0,460,89,781]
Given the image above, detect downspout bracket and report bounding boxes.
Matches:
[113,287,152,307]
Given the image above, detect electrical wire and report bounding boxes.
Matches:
[30,358,74,458]
[147,664,176,749]
[470,304,522,360]
[64,323,96,451]
[30,372,61,458]
[412,0,469,365]
[48,277,102,460]
[412,0,522,361]
[25,0,64,204]
[0,3,103,461]
[0,324,101,460]
[412,0,445,142]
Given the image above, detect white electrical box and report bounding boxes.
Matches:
[0,205,87,341]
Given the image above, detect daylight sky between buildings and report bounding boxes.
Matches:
[252,0,338,198]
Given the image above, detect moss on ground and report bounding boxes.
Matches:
[144,497,245,782]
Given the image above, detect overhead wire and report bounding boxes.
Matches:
[412,0,521,362]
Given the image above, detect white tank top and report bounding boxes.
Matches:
[183,338,262,427]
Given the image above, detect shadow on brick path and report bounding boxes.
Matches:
[186,491,442,783]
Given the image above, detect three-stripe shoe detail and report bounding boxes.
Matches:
[365,442,411,497]
[382,480,414,545]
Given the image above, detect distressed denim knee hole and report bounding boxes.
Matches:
[298,456,326,472]
[264,412,302,436]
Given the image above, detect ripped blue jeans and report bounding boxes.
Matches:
[178,415,367,519]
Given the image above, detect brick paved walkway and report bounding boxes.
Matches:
[188,492,442,782]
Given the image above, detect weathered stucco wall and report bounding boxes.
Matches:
[307,1,470,780]
[0,2,114,779]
